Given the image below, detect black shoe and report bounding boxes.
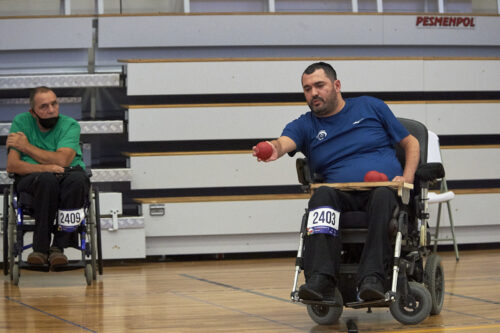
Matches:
[298,274,335,301]
[358,276,385,301]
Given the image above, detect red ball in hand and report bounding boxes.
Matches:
[255,141,273,160]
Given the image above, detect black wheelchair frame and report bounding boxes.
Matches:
[2,171,103,286]
[290,118,446,325]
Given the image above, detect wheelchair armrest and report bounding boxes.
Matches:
[415,162,445,182]
[296,158,313,186]
[296,158,324,186]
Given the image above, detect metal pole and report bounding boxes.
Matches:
[438,0,445,13]
[352,0,358,12]
[377,0,383,13]
[268,0,275,12]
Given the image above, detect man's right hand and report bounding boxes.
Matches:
[6,132,30,152]
[43,164,65,173]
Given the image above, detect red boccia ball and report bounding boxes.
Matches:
[255,141,273,160]
[378,172,388,181]
[364,170,389,182]
[364,170,381,182]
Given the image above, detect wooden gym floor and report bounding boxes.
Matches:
[1,248,500,332]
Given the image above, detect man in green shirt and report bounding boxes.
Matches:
[6,86,90,267]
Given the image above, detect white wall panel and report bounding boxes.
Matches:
[440,148,500,180]
[425,102,500,135]
[143,198,308,236]
[126,59,424,95]
[99,14,383,48]
[428,193,500,227]
[424,60,500,91]
[100,14,500,49]
[146,233,299,255]
[0,17,93,50]
[128,104,307,141]
[130,152,302,189]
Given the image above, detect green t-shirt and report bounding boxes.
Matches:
[9,112,85,169]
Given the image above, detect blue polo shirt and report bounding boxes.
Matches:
[282,96,409,182]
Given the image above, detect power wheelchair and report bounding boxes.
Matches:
[290,118,446,325]
[2,168,103,286]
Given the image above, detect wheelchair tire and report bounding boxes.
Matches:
[306,288,343,325]
[7,201,16,281]
[3,188,9,276]
[85,264,93,286]
[12,264,19,286]
[424,254,445,315]
[390,281,431,325]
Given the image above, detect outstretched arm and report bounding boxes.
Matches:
[393,134,420,184]
[252,136,297,162]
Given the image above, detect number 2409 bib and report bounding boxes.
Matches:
[58,208,85,232]
[307,207,340,236]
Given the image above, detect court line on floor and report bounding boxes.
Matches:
[180,273,293,304]
[445,291,500,305]
[170,289,306,331]
[179,274,309,331]
[5,296,97,333]
[372,323,500,333]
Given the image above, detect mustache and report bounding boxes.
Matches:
[311,97,324,103]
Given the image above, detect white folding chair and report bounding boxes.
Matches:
[427,130,459,261]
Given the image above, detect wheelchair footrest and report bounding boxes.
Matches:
[300,299,342,307]
[345,298,391,309]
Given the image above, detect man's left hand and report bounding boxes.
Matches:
[392,175,413,184]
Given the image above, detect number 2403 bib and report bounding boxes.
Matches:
[307,207,340,236]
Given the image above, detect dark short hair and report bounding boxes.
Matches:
[29,86,53,110]
[302,62,337,83]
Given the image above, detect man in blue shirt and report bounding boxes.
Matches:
[253,62,419,301]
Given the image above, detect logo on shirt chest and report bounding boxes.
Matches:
[316,130,327,141]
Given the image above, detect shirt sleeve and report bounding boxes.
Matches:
[281,114,307,153]
[57,120,81,152]
[373,98,409,144]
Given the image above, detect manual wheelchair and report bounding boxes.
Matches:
[2,168,103,286]
[290,118,446,325]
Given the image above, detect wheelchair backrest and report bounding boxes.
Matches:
[395,118,429,168]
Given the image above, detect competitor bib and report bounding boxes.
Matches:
[58,208,85,232]
[307,207,340,236]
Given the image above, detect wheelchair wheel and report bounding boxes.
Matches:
[306,288,343,325]
[3,188,9,276]
[88,188,97,279]
[424,254,444,315]
[390,281,431,325]
[12,263,19,286]
[7,199,16,281]
[85,264,93,286]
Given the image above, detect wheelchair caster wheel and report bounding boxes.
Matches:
[389,281,431,325]
[306,288,343,325]
[85,264,93,286]
[12,264,20,286]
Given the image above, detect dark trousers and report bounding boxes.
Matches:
[303,186,398,285]
[15,168,90,254]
